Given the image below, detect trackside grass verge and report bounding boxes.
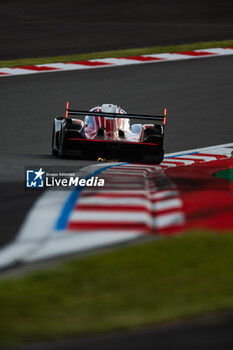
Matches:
[0,39,233,68]
[1,231,233,347]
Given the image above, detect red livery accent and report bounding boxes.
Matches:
[68,138,158,146]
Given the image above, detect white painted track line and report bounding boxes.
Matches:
[152,198,183,211]
[69,211,152,223]
[153,212,185,228]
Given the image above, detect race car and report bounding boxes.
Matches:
[52,103,167,164]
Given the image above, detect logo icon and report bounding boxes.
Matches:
[26,168,45,188]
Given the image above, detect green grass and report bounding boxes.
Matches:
[1,230,233,347]
[215,168,233,182]
[0,39,232,68]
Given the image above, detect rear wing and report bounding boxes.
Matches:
[65,102,167,125]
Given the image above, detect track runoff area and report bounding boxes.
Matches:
[0,142,233,269]
[0,47,232,269]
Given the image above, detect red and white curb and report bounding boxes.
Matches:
[0,142,232,269]
[1,47,233,78]
[66,165,184,235]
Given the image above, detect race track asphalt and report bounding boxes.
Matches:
[0,54,232,246]
[0,54,232,350]
[0,0,233,60]
[10,312,233,350]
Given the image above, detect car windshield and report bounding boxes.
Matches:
[84,115,95,127]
